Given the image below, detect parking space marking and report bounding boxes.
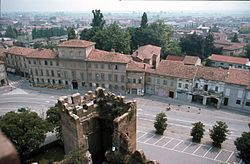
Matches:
[203,147,213,157]
[192,145,202,155]
[182,142,193,152]
[144,134,156,143]
[171,140,183,150]
[214,150,222,160]
[136,132,147,141]
[151,136,164,145]
[162,138,173,147]
[226,151,234,163]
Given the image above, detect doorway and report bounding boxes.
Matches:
[224,98,229,106]
[169,91,174,98]
[72,80,78,89]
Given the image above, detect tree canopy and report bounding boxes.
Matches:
[67,27,76,40]
[140,12,148,29]
[5,26,18,39]
[91,9,105,29]
[154,112,167,135]
[231,33,239,43]
[0,111,49,157]
[245,44,250,59]
[191,122,205,143]
[209,121,229,148]
[234,132,250,164]
[32,27,66,39]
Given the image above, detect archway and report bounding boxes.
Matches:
[72,80,78,90]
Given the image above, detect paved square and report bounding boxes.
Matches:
[164,139,182,149]
[193,145,211,156]
[183,143,200,154]
[146,135,163,144]
[155,137,172,146]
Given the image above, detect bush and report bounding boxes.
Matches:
[154,112,167,135]
[209,121,229,148]
[234,132,250,164]
[191,122,205,143]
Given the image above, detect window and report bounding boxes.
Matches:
[238,90,243,98]
[133,79,136,84]
[37,78,39,82]
[45,61,48,65]
[65,81,68,85]
[64,71,68,78]
[56,61,59,66]
[40,70,43,76]
[138,79,142,84]
[147,77,151,83]
[215,86,218,92]
[109,84,112,89]
[87,63,91,68]
[108,74,112,81]
[121,86,125,90]
[204,84,208,91]
[41,79,44,83]
[157,78,160,84]
[108,64,112,70]
[35,69,38,76]
[46,70,49,76]
[50,61,53,66]
[57,71,61,77]
[245,101,250,106]
[115,65,118,70]
[114,85,118,90]
[102,84,105,88]
[114,75,118,82]
[95,63,98,68]
[72,71,76,79]
[101,64,104,69]
[195,83,198,88]
[170,81,174,87]
[121,75,125,83]
[178,83,182,88]
[127,78,131,83]
[51,70,54,77]
[163,80,168,85]
[81,73,84,80]
[95,73,100,81]
[34,60,36,65]
[225,88,230,96]
[185,84,189,89]
[82,82,85,86]
[58,80,62,84]
[89,83,92,87]
[48,79,50,83]
[38,60,41,65]
[236,100,241,105]
[52,79,55,84]
[101,73,105,81]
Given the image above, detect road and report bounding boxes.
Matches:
[1,74,249,163]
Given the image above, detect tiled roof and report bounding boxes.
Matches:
[5,46,35,56]
[127,60,149,72]
[183,56,199,65]
[225,68,250,86]
[132,45,161,60]
[87,49,130,64]
[155,60,197,79]
[223,44,244,51]
[58,39,95,48]
[166,55,184,61]
[196,66,228,82]
[27,49,57,59]
[209,54,248,65]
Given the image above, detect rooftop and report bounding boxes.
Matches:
[58,39,96,48]
[209,54,249,65]
[132,44,161,60]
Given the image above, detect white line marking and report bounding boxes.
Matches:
[226,151,234,163]
[162,138,173,147]
[137,132,147,141]
[152,136,163,145]
[144,134,155,143]
[203,147,213,157]
[171,140,183,150]
[192,145,202,155]
[214,150,222,160]
[182,142,193,152]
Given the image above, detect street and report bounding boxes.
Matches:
[0,75,249,163]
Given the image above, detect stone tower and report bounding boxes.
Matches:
[58,87,137,162]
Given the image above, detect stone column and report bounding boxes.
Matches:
[202,96,207,106]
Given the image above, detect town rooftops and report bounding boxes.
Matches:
[127,60,149,72]
[166,55,184,61]
[5,46,35,56]
[87,49,130,64]
[166,55,200,66]
[209,54,249,65]
[196,66,228,82]
[225,68,250,86]
[0,49,6,58]
[58,39,96,48]
[132,44,161,60]
[155,60,197,79]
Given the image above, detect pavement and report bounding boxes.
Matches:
[1,74,249,164]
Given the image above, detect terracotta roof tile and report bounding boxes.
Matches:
[5,46,35,56]
[183,56,200,65]
[127,60,149,72]
[87,49,130,64]
[27,49,57,59]
[132,45,161,60]
[58,39,95,48]
[196,66,228,82]
[155,60,197,79]
[225,68,250,86]
[209,54,248,65]
[0,48,6,57]
[166,55,184,61]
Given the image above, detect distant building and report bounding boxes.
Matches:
[0,61,7,86]
[209,54,250,69]
[166,55,202,66]
[214,40,245,56]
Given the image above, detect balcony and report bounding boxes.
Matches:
[192,88,223,98]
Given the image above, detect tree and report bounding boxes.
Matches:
[140,12,148,29]
[5,26,17,38]
[231,33,239,43]
[0,111,49,157]
[63,149,89,164]
[234,132,250,164]
[204,32,215,58]
[67,27,76,40]
[91,9,105,29]
[209,121,229,148]
[46,104,62,141]
[154,112,167,135]
[191,122,205,143]
[245,44,250,59]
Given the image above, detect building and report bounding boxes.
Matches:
[0,61,7,86]
[209,54,250,69]
[58,88,137,162]
[166,55,202,66]
[214,40,245,56]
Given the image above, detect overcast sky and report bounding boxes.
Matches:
[2,0,250,12]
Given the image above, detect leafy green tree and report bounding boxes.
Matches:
[91,9,105,29]
[245,44,250,59]
[0,111,49,157]
[67,27,76,40]
[204,32,215,58]
[191,122,205,143]
[231,33,239,43]
[140,12,148,29]
[92,22,131,54]
[46,104,62,140]
[154,112,167,135]
[209,121,229,148]
[5,26,17,38]
[210,24,219,32]
[234,132,250,164]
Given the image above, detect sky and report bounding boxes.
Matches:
[2,0,250,13]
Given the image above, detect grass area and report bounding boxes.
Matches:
[16,35,32,41]
[26,143,65,164]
